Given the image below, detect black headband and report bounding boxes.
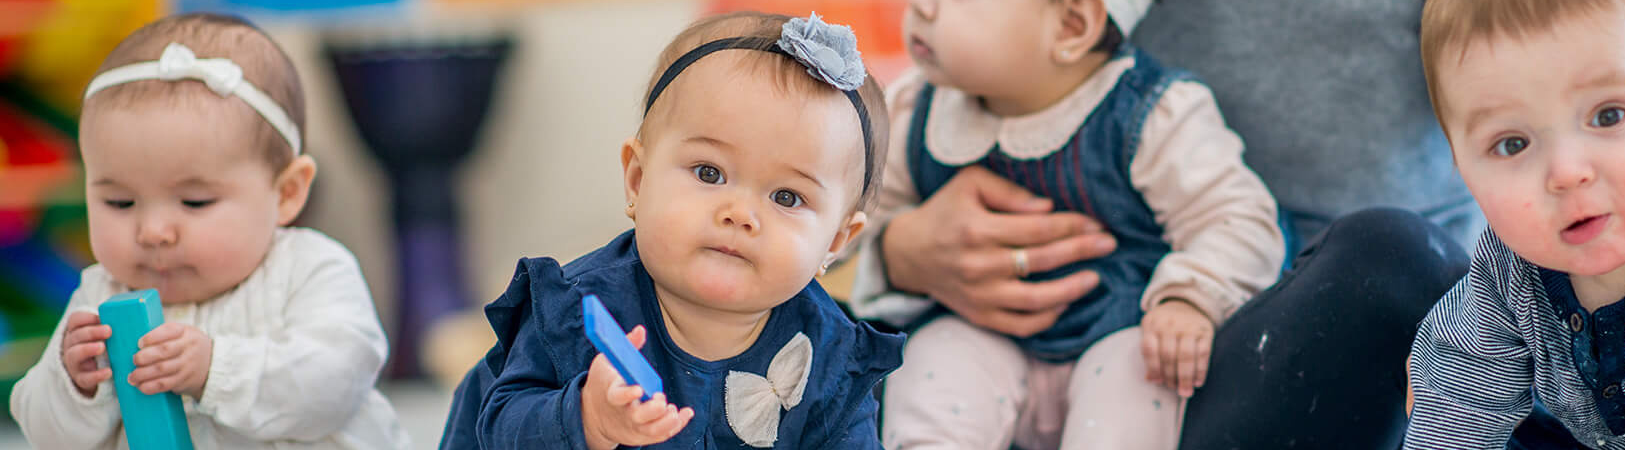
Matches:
[643,36,875,204]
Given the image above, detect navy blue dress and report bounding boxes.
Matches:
[906,46,1188,362]
[439,230,904,449]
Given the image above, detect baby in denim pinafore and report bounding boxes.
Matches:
[849,0,1288,448]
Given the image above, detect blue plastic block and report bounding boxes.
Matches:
[582,294,663,402]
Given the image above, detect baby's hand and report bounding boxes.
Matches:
[128,323,212,398]
[60,312,113,398]
[580,325,694,450]
[1140,299,1213,398]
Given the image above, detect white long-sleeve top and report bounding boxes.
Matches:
[10,228,408,449]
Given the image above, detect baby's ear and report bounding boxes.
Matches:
[275,156,317,226]
[821,211,868,274]
[622,137,646,220]
[1052,0,1109,65]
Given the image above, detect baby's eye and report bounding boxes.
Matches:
[182,199,217,209]
[1592,106,1625,128]
[1490,136,1529,157]
[772,189,803,208]
[693,164,725,184]
[105,200,134,209]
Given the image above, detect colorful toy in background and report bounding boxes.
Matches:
[0,98,88,425]
[707,0,909,82]
[0,104,87,424]
[0,1,61,77]
[11,0,162,116]
[0,0,160,424]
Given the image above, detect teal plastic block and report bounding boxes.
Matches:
[100,289,194,450]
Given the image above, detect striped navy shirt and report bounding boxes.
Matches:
[1406,231,1625,449]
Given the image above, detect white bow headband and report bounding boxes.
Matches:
[84,43,302,155]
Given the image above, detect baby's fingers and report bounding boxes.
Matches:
[63,342,105,367]
[627,326,647,350]
[1159,332,1180,390]
[1177,336,1199,397]
[641,406,694,441]
[629,394,671,424]
[605,383,643,408]
[589,353,629,387]
[73,368,111,389]
[137,373,185,395]
[77,357,100,375]
[1193,333,1212,389]
[128,358,180,388]
[1141,331,1163,383]
[133,340,182,366]
[137,323,184,348]
[66,325,111,348]
[64,312,101,332]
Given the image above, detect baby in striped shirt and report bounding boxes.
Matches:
[1407,0,1625,448]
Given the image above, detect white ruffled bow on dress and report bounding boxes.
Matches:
[724,332,814,448]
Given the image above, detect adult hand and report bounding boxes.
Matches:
[882,166,1116,337]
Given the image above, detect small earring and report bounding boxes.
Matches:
[625,202,636,217]
[1061,49,1076,59]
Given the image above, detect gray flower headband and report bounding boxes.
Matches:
[643,13,874,199]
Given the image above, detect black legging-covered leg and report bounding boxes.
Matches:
[1178,208,1470,450]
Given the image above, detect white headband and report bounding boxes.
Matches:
[1104,0,1155,36]
[84,43,302,155]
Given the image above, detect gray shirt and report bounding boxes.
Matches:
[1131,0,1485,247]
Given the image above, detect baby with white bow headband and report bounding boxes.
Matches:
[10,13,407,449]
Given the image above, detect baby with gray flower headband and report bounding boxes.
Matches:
[440,10,903,450]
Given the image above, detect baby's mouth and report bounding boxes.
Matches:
[709,246,744,259]
[909,36,935,62]
[1561,214,1612,245]
[1570,216,1598,229]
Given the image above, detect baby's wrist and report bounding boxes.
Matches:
[581,391,616,450]
[185,377,208,400]
[194,334,214,399]
[1156,297,1212,319]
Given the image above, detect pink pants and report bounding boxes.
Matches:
[882,317,1183,450]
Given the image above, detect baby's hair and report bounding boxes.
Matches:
[639,11,890,211]
[1421,0,1619,121]
[85,13,306,172]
